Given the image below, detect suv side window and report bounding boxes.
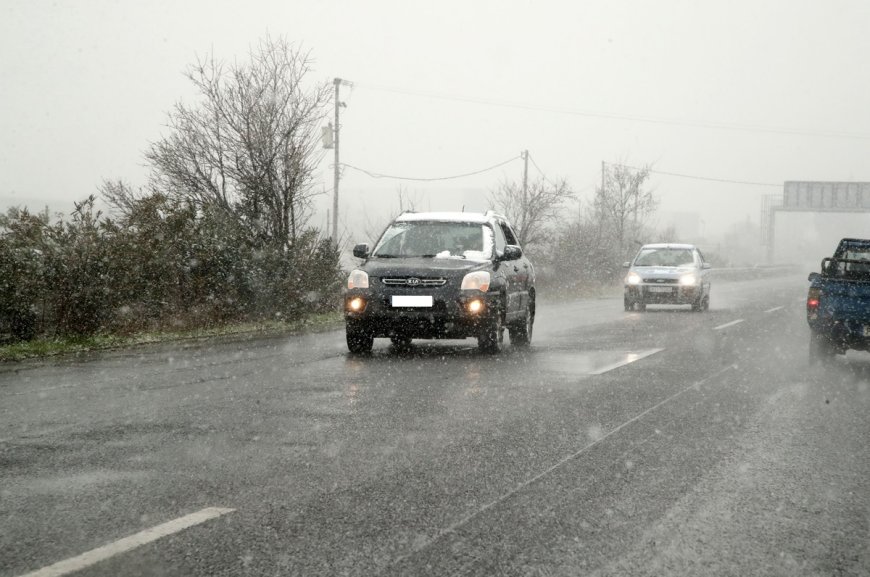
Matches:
[500,221,520,246]
[492,223,507,255]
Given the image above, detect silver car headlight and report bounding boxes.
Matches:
[626,272,642,285]
[679,274,698,286]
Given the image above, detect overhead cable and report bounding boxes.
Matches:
[353,82,870,141]
[341,155,521,182]
[611,163,781,187]
[527,153,561,188]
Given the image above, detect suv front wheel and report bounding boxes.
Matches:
[509,302,534,346]
[478,304,505,353]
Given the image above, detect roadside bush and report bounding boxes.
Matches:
[0,207,50,342]
[43,197,116,336]
[0,194,344,342]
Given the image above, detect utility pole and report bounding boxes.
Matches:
[329,78,353,241]
[522,150,529,200]
[331,78,342,241]
[601,160,606,196]
[522,150,529,234]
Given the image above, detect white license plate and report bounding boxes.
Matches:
[648,286,673,293]
[391,295,433,308]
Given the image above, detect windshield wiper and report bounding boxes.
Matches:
[373,254,400,258]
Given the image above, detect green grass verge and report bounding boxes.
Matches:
[0,311,344,362]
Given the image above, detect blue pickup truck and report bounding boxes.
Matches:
[807,238,870,363]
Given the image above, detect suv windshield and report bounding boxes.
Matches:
[372,221,494,260]
[634,248,695,267]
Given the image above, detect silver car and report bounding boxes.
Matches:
[623,243,711,312]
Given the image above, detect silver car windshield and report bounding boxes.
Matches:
[372,221,494,260]
[634,248,695,267]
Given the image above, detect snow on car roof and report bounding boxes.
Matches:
[395,211,493,224]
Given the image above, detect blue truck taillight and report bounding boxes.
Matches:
[807,287,821,318]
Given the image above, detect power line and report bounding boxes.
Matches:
[612,163,781,187]
[651,169,781,188]
[527,152,562,189]
[341,155,521,182]
[353,82,870,141]
[527,152,548,178]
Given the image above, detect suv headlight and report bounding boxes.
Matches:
[347,269,369,289]
[461,271,491,292]
[626,272,642,285]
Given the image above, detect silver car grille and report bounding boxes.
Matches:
[380,277,448,287]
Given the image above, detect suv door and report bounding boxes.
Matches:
[496,220,529,320]
[491,223,518,320]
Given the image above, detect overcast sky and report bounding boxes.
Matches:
[2,0,870,242]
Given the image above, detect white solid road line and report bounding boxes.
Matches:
[713,319,745,331]
[589,348,664,375]
[17,507,235,577]
[764,306,784,313]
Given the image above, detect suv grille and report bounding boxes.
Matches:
[380,277,448,287]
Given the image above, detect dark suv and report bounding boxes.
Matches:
[344,211,535,354]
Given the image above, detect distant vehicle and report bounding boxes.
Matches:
[623,243,712,312]
[806,238,870,363]
[343,211,536,354]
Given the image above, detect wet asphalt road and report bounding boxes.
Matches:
[2,274,869,576]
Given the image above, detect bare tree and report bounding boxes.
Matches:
[594,162,656,257]
[489,176,574,247]
[146,36,331,248]
[395,185,422,214]
[99,179,143,219]
[359,186,422,244]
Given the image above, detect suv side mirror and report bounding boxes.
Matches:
[500,245,523,261]
[622,261,631,268]
[352,243,369,259]
[702,262,712,270]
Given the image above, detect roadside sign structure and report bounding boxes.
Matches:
[765,181,870,262]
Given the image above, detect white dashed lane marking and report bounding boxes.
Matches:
[18,507,235,577]
[589,348,664,375]
[713,319,745,331]
[764,306,784,313]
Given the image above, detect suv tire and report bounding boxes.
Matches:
[478,306,504,353]
[509,304,534,347]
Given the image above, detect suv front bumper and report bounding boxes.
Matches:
[344,289,499,339]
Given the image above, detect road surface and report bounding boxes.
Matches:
[2,274,868,576]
